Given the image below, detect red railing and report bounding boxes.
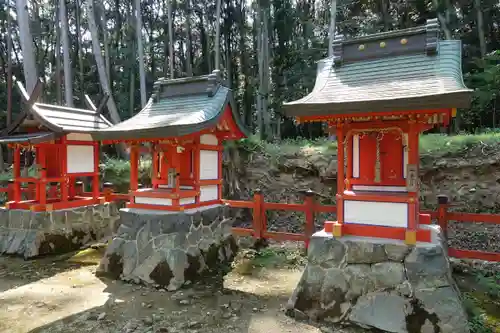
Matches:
[224,189,336,248]
[2,180,500,261]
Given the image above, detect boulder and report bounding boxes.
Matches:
[96,205,237,291]
[0,203,119,259]
[287,229,470,333]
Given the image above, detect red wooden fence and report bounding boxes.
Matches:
[2,180,500,262]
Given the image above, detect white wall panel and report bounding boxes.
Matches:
[67,145,94,173]
[134,197,172,206]
[199,150,218,179]
[353,134,360,178]
[66,133,93,141]
[344,200,408,228]
[352,185,407,192]
[200,134,218,145]
[200,185,219,202]
[180,197,196,205]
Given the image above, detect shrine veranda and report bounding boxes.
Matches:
[0,18,478,333]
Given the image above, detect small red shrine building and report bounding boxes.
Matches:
[0,79,113,212]
[92,70,248,211]
[283,19,473,244]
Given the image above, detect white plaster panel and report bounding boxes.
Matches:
[344,200,408,228]
[180,197,196,205]
[134,197,172,206]
[67,145,94,173]
[353,134,359,178]
[200,185,219,202]
[352,185,407,192]
[199,150,218,180]
[200,134,218,145]
[403,133,408,178]
[66,133,93,141]
[158,184,194,190]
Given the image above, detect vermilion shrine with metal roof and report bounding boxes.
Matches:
[0,79,112,212]
[283,18,473,245]
[91,69,248,211]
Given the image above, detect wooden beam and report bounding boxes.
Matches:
[95,94,109,115]
[16,77,43,106]
[84,94,97,111]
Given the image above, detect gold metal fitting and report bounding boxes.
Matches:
[380,41,386,48]
[401,38,408,45]
[358,44,365,51]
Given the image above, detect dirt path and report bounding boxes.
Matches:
[0,248,325,333]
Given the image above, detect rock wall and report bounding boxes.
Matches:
[286,226,470,333]
[0,203,119,259]
[96,205,237,291]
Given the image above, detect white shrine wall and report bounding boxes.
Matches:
[67,145,95,173]
[344,200,408,228]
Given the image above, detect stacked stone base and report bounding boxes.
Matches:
[287,225,470,333]
[96,205,237,291]
[0,203,119,259]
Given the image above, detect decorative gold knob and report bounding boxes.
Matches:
[401,38,408,45]
[380,41,386,48]
[358,44,365,51]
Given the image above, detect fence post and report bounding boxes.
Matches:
[437,194,449,239]
[304,189,315,249]
[103,182,114,202]
[253,188,263,240]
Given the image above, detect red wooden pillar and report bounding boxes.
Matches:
[38,146,48,205]
[130,145,139,191]
[12,145,21,202]
[334,123,345,237]
[152,147,159,189]
[437,194,449,239]
[193,139,201,204]
[61,137,69,202]
[218,148,223,200]
[92,142,100,199]
[406,121,419,245]
[253,189,264,240]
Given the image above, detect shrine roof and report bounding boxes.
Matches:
[0,132,58,144]
[0,79,113,143]
[282,19,473,118]
[91,70,249,141]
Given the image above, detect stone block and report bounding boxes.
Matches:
[96,205,237,291]
[286,230,470,333]
[0,203,119,259]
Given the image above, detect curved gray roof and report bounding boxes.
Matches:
[283,19,473,117]
[91,71,249,141]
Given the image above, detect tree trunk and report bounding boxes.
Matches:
[98,2,111,83]
[7,0,13,127]
[129,68,135,116]
[85,0,122,125]
[60,0,74,106]
[167,0,174,78]
[75,0,85,102]
[55,0,62,104]
[327,0,337,57]
[433,0,452,39]
[475,0,486,57]
[135,0,147,106]
[16,0,38,93]
[215,0,222,70]
[185,0,193,76]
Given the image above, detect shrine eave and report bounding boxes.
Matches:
[282,27,473,118]
[284,90,472,118]
[0,132,58,145]
[91,71,249,141]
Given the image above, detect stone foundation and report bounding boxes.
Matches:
[0,203,119,259]
[96,204,237,291]
[287,225,470,333]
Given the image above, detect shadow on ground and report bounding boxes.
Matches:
[0,248,104,293]
[25,272,317,333]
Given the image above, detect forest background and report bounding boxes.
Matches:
[0,0,499,147]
